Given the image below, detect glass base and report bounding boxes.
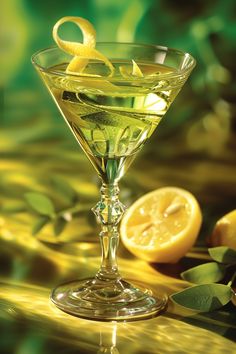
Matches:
[51,277,168,321]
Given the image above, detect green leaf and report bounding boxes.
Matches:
[51,176,77,204]
[24,192,55,216]
[209,247,236,264]
[171,284,233,312]
[53,217,67,236]
[181,262,226,284]
[32,216,50,235]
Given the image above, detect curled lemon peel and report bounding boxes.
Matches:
[52,16,145,86]
[52,16,114,75]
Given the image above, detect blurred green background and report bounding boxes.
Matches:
[3,0,236,126]
[1,0,236,242]
[1,1,236,353]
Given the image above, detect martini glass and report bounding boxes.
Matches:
[32,43,195,321]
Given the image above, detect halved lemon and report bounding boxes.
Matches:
[120,187,202,263]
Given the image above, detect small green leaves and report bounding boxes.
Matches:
[209,247,236,265]
[171,246,236,313]
[181,262,226,284]
[171,284,233,312]
[32,216,50,235]
[24,179,77,237]
[53,217,67,236]
[24,192,55,216]
[51,176,77,204]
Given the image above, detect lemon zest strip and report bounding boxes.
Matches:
[52,16,114,75]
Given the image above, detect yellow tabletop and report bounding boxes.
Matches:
[0,123,235,354]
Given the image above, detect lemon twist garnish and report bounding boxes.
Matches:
[52,16,114,75]
[53,16,145,79]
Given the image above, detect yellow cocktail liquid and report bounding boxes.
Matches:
[42,60,178,182]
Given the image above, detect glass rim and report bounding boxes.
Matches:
[31,43,196,83]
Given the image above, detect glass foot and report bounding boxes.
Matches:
[51,278,168,321]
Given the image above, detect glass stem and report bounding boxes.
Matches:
[93,182,125,282]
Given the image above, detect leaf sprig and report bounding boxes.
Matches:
[171,247,236,312]
[23,176,94,236]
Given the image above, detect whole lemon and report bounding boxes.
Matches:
[209,210,236,249]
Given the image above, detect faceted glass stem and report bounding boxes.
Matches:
[93,183,125,282]
[51,178,167,320]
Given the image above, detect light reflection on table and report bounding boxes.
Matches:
[1,129,236,353]
[0,254,235,353]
